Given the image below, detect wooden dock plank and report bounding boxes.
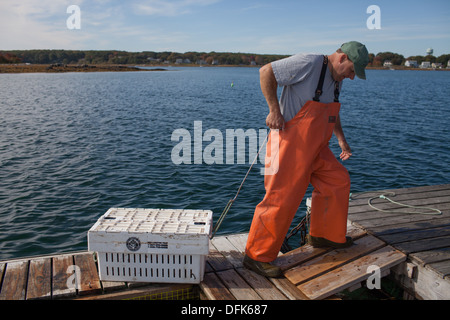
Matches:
[0,260,29,300]
[73,253,102,296]
[377,225,450,245]
[298,246,406,300]
[274,223,367,271]
[225,233,248,253]
[349,184,450,205]
[76,283,194,300]
[284,234,386,286]
[26,257,51,300]
[367,216,450,237]
[206,244,234,272]
[210,236,244,269]
[235,267,288,300]
[390,235,450,254]
[428,260,450,278]
[352,212,450,231]
[350,185,450,204]
[411,247,450,266]
[348,206,450,229]
[200,272,236,300]
[268,277,310,300]
[52,254,76,299]
[215,268,262,300]
[348,185,450,221]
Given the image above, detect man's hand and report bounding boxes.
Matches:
[338,139,352,161]
[266,110,285,130]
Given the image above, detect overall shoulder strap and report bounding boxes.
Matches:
[313,55,341,103]
[313,55,329,102]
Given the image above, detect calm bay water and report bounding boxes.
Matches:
[0,67,449,260]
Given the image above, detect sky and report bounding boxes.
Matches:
[1,0,449,57]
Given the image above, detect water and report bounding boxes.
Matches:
[0,67,449,260]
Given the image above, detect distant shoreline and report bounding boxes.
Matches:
[0,64,168,74]
[366,66,450,72]
[1,63,449,74]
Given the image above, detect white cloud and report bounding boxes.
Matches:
[132,0,220,17]
[0,0,93,49]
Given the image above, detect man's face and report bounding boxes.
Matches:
[333,55,355,81]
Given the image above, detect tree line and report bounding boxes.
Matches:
[368,52,450,67]
[0,50,289,66]
[1,49,449,67]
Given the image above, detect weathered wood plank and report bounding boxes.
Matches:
[206,244,234,272]
[391,235,450,254]
[284,235,386,285]
[0,261,29,300]
[225,233,248,253]
[274,245,328,272]
[73,253,102,296]
[377,225,450,244]
[200,272,236,300]
[274,223,367,271]
[427,260,450,278]
[350,203,450,230]
[216,269,261,300]
[76,283,194,300]
[349,184,450,206]
[349,201,450,222]
[366,216,450,237]
[52,254,76,299]
[410,247,450,266]
[298,246,406,300]
[235,267,287,300]
[268,277,310,300]
[211,237,243,268]
[26,257,51,300]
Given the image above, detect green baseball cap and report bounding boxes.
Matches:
[341,41,369,80]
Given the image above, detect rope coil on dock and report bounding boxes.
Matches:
[350,191,442,215]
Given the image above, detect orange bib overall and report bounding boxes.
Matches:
[246,56,351,262]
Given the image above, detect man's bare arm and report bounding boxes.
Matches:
[260,63,285,130]
[334,114,352,161]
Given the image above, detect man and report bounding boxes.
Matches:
[244,41,369,278]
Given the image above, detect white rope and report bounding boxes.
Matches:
[351,191,442,215]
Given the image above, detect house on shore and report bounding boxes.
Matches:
[405,60,418,68]
[420,61,431,69]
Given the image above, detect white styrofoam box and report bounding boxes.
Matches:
[88,208,213,284]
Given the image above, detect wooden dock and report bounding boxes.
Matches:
[347,184,450,300]
[0,184,448,300]
[202,225,405,300]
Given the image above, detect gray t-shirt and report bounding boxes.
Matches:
[271,53,342,122]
